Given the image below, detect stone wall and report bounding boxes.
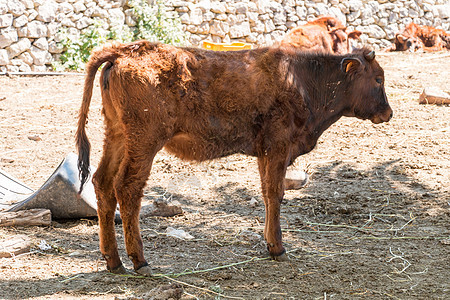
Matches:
[0,0,449,72]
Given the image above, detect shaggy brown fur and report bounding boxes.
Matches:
[392,23,450,52]
[280,16,362,54]
[76,40,392,275]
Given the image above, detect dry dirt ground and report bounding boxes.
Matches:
[0,51,449,300]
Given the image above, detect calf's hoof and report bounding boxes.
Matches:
[284,171,308,190]
[272,252,289,262]
[109,264,129,275]
[136,265,153,276]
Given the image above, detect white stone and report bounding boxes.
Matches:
[368,24,386,39]
[0,27,18,48]
[234,2,247,14]
[197,0,211,12]
[203,11,214,22]
[21,0,34,9]
[36,0,58,22]
[229,21,251,38]
[252,19,265,33]
[47,22,59,36]
[33,37,48,51]
[27,10,38,22]
[8,0,26,16]
[0,1,7,14]
[329,6,346,26]
[273,11,286,25]
[108,8,125,26]
[0,14,13,28]
[58,2,73,14]
[61,18,75,27]
[13,15,28,28]
[197,22,210,35]
[29,46,50,65]
[32,65,47,72]
[210,20,229,37]
[0,49,8,65]
[257,0,271,14]
[211,1,226,14]
[435,4,450,18]
[264,19,275,33]
[18,51,33,65]
[26,21,48,38]
[72,2,86,13]
[189,6,203,25]
[384,23,399,40]
[6,38,30,58]
[19,63,31,72]
[6,65,19,72]
[76,17,92,29]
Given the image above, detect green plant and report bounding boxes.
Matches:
[53,0,186,71]
[129,0,186,46]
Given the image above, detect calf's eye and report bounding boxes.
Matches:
[376,77,383,84]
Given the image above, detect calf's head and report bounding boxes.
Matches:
[330,28,362,54]
[340,49,393,124]
[394,34,423,52]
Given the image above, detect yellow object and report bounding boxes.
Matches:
[202,41,253,51]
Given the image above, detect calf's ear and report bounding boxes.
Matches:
[341,57,361,74]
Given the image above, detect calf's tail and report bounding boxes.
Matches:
[76,44,121,193]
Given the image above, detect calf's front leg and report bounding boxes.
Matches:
[257,155,289,261]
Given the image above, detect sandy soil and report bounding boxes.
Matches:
[0,51,449,299]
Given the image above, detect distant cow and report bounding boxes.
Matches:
[392,23,450,52]
[280,16,362,54]
[76,41,392,275]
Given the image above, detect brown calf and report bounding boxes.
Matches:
[392,23,450,52]
[280,16,362,54]
[76,41,393,275]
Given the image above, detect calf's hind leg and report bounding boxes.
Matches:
[113,141,165,276]
[257,154,289,261]
[93,131,126,273]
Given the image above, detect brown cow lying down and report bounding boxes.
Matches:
[76,41,393,275]
[392,23,450,52]
[280,16,362,54]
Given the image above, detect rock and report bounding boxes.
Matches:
[18,51,33,65]
[6,38,31,58]
[367,24,386,39]
[249,197,258,207]
[31,64,47,72]
[76,17,93,29]
[419,87,450,105]
[210,20,229,37]
[0,14,13,28]
[435,4,450,18]
[26,21,48,38]
[0,27,18,48]
[72,2,86,13]
[29,45,50,65]
[0,1,7,14]
[108,8,125,26]
[140,199,183,218]
[13,15,28,28]
[48,41,63,54]
[36,0,58,22]
[211,1,226,14]
[165,227,194,240]
[0,49,8,65]
[7,0,26,17]
[229,21,251,38]
[0,235,32,258]
[33,37,48,51]
[58,2,74,14]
